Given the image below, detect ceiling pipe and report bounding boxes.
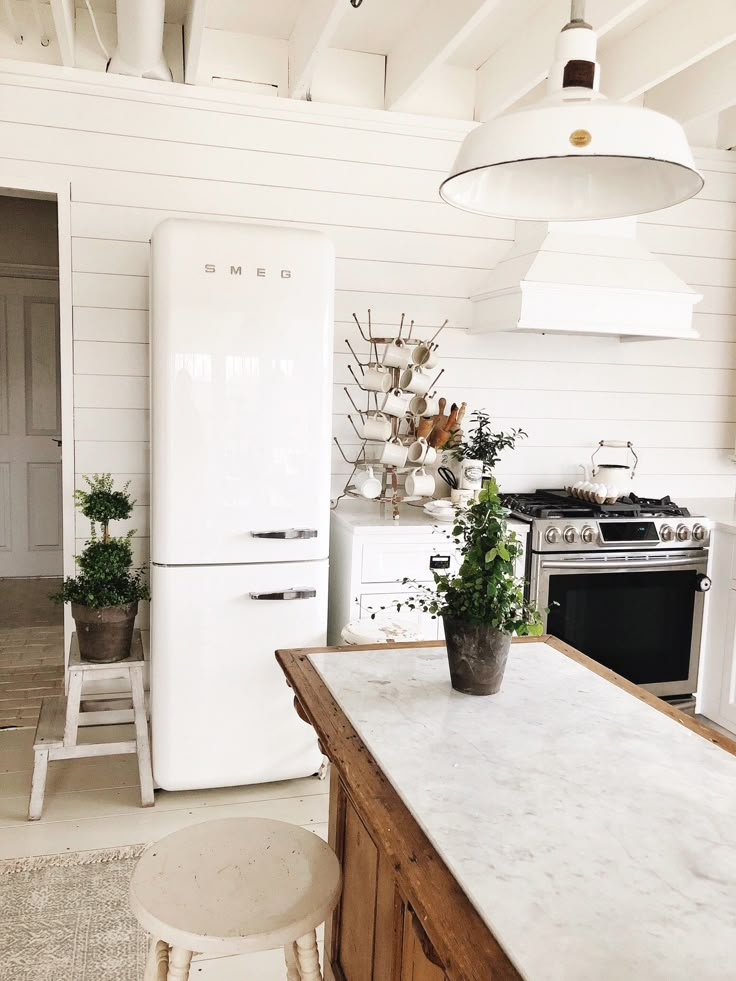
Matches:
[108,0,172,81]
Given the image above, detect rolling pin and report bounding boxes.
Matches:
[446,401,467,447]
[428,398,448,447]
[430,402,458,449]
[416,415,436,439]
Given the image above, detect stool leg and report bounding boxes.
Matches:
[63,670,84,747]
[295,931,322,981]
[28,749,49,821]
[166,946,192,981]
[144,939,169,981]
[284,941,301,981]
[131,665,154,808]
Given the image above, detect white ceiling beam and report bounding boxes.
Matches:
[599,0,736,102]
[50,0,75,67]
[475,0,651,122]
[385,0,505,111]
[644,42,736,125]
[718,106,736,150]
[184,0,207,84]
[288,0,346,101]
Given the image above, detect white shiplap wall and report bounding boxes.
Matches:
[1,61,735,600]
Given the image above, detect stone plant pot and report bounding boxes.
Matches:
[71,601,138,663]
[442,617,511,695]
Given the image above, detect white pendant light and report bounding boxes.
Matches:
[440,0,703,221]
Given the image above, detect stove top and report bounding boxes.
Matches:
[501,489,691,520]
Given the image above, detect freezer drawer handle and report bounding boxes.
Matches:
[250,529,318,540]
[249,588,317,601]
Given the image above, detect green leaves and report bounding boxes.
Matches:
[384,479,543,637]
[51,474,149,610]
[451,410,527,473]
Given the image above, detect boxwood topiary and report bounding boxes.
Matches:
[51,474,150,609]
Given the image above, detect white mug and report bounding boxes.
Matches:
[409,394,429,416]
[399,365,431,396]
[363,364,392,393]
[354,466,382,499]
[362,411,392,441]
[412,343,439,369]
[459,458,484,490]
[382,339,412,369]
[379,437,408,467]
[405,467,436,498]
[407,437,437,466]
[420,396,440,418]
[382,388,412,418]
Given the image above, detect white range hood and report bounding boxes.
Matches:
[470,217,702,339]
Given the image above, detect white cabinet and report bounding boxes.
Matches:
[327,502,529,645]
[698,526,736,733]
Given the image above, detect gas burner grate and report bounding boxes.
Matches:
[501,490,690,520]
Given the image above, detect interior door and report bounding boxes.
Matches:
[0,277,61,577]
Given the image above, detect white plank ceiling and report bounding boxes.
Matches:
[1,0,734,148]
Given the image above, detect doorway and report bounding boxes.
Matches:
[0,194,65,727]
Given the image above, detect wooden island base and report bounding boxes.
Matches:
[278,640,523,981]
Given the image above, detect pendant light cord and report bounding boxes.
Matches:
[570,0,586,22]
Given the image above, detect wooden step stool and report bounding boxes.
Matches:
[28,628,154,821]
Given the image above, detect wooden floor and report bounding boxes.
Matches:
[0,724,330,979]
[0,625,65,726]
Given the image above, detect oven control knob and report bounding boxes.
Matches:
[581,525,595,544]
[660,524,675,542]
[545,527,561,544]
[693,523,708,543]
[563,526,577,544]
[676,524,690,542]
[696,574,712,592]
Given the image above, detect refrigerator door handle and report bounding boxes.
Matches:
[249,588,317,601]
[250,529,318,540]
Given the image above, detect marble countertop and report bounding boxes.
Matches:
[309,641,736,980]
[331,499,530,536]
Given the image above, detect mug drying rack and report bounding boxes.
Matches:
[333,311,447,520]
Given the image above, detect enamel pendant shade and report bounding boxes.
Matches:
[440,8,703,221]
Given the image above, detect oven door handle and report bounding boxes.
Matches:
[542,557,705,571]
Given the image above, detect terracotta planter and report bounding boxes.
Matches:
[442,617,511,695]
[71,601,138,663]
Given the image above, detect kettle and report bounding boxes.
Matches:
[589,440,638,491]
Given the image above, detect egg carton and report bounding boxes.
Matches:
[567,481,622,506]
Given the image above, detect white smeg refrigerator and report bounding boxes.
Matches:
[150,219,333,791]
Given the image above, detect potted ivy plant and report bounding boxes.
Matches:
[451,409,527,490]
[52,474,150,663]
[392,481,543,695]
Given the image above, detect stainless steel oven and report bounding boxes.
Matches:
[524,515,711,698]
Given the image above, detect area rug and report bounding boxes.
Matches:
[0,844,150,981]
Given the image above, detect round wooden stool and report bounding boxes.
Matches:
[129,817,341,981]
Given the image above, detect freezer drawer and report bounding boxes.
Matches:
[151,560,327,790]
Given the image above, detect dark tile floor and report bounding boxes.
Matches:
[0,578,65,727]
[0,577,63,629]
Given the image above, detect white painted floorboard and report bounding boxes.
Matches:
[0,724,330,979]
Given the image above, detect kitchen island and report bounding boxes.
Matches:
[277,637,736,981]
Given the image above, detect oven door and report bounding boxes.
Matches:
[531,550,709,697]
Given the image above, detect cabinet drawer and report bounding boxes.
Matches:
[361,543,457,584]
